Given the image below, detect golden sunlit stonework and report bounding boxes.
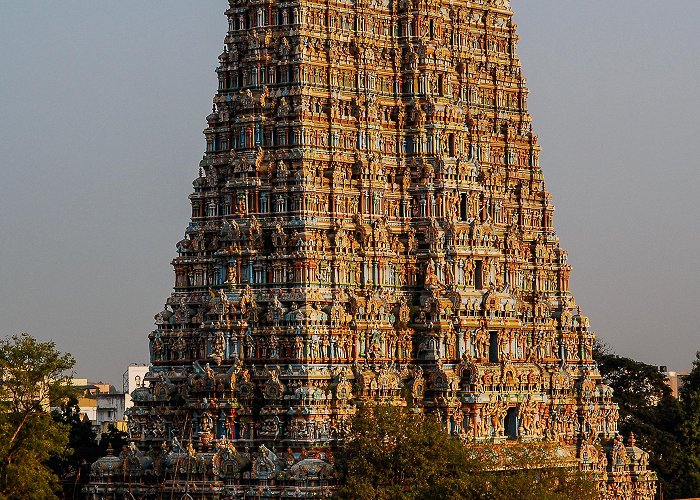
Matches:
[88,0,656,497]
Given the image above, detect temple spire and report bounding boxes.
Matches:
[87,1,656,498]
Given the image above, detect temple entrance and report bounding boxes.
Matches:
[505,407,519,439]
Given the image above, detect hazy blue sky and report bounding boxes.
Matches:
[1,1,699,384]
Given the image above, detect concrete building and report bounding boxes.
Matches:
[659,366,691,399]
[72,365,150,437]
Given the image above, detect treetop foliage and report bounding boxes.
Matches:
[333,404,596,500]
[0,333,76,499]
[594,341,700,499]
[0,333,75,413]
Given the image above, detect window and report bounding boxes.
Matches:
[206,202,217,217]
[277,129,287,146]
[474,260,483,289]
[255,125,262,146]
[489,331,498,363]
[460,194,468,221]
[192,202,202,218]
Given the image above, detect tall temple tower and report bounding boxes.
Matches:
[88,0,656,498]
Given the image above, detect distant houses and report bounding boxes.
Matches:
[70,364,148,437]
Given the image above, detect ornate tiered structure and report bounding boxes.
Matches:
[88,0,656,498]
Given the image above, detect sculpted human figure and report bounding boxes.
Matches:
[387,333,397,360]
[424,258,443,290]
[444,262,455,286]
[491,400,509,437]
[244,333,255,359]
[173,334,187,360]
[518,397,538,436]
[465,258,475,286]
[473,327,489,360]
[445,334,456,360]
[478,406,489,437]
[451,410,465,438]
[294,335,304,359]
[254,146,264,172]
[152,336,164,361]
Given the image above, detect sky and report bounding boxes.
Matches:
[1,1,699,385]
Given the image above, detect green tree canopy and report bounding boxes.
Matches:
[678,351,700,495]
[49,397,99,499]
[333,405,596,500]
[0,333,76,499]
[334,404,474,500]
[594,342,671,416]
[594,342,689,498]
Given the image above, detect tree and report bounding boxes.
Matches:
[594,342,688,498]
[333,405,596,500]
[50,397,99,500]
[678,351,700,496]
[334,405,475,499]
[594,342,671,418]
[49,395,127,499]
[0,333,76,499]
[98,424,129,456]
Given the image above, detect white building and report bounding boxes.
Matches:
[123,364,149,409]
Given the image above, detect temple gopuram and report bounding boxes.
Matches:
[88,0,657,498]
